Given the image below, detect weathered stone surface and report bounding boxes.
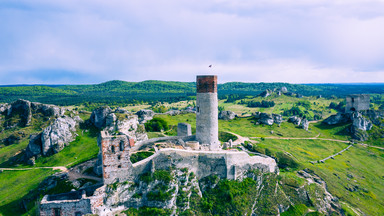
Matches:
[115,107,130,114]
[352,113,372,131]
[0,103,9,114]
[41,116,77,156]
[31,102,64,117]
[301,118,309,131]
[165,110,180,116]
[259,89,272,97]
[7,99,32,126]
[288,116,302,126]
[259,113,274,125]
[281,86,288,93]
[136,109,155,124]
[182,106,196,114]
[177,123,192,136]
[90,106,113,128]
[26,134,43,158]
[218,110,237,120]
[272,114,283,125]
[323,113,353,125]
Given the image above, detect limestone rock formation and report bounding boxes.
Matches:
[165,110,180,116]
[0,103,9,114]
[323,113,351,125]
[41,116,77,155]
[25,116,77,159]
[30,102,64,117]
[352,113,372,131]
[90,106,113,128]
[281,86,288,93]
[253,112,282,126]
[218,110,237,120]
[273,114,283,125]
[301,118,309,131]
[7,99,32,126]
[288,116,302,126]
[136,109,155,124]
[259,89,272,98]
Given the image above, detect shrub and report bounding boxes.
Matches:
[145,118,169,132]
[275,152,299,169]
[130,151,154,164]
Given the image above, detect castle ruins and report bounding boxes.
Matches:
[39,75,278,216]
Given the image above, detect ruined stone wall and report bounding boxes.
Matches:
[345,94,370,112]
[101,132,133,184]
[40,195,92,216]
[130,148,277,180]
[177,123,192,136]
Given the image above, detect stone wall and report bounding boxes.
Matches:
[345,94,370,112]
[40,191,92,216]
[177,123,192,136]
[101,131,134,184]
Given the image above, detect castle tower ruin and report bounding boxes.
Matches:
[196,75,220,150]
[345,94,370,113]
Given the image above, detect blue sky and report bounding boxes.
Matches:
[1,0,384,84]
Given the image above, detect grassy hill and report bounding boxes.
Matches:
[1,80,383,106]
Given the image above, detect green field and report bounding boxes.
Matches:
[0,169,56,216]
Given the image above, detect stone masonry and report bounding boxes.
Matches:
[345,94,370,112]
[177,123,192,136]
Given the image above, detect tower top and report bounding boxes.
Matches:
[196,75,217,93]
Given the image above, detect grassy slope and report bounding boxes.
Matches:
[256,139,384,215]
[0,169,56,216]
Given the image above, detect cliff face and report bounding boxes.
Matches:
[94,167,341,216]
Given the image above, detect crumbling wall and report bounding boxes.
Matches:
[40,192,92,216]
[177,123,192,136]
[101,131,134,184]
[345,94,370,112]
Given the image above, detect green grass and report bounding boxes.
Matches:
[0,169,56,216]
[31,130,98,167]
[255,139,384,215]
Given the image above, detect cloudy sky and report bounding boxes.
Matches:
[1,0,384,84]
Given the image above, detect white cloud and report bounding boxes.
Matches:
[0,0,383,84]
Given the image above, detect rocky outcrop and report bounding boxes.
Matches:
[30,102,64,117]
[352,113,372,131]
[288,116,302,126]
[165,110,180,116]
[218,110,237,120]
[323,113,352,125]
[259,89,272,98]
[273,114,283,125]
[281,86,288,93]
[7,99,32,126]
[25,116,77,159]
[41,116,77,155]
[136,109,155,124]
[0,103,9,114]
[253,112,282,126]
[90,106,113,128]
[301,118,309,131]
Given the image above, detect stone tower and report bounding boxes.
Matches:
[345,94,370,113]
[196,75,220,150]
[100,131,134,184]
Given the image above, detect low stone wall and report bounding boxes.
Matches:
[40,192,92,216]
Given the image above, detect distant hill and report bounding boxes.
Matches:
[0,80,383,105]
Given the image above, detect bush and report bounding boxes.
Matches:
[145,118,169,132]
[219,131,238,142]
[130,151,154,164]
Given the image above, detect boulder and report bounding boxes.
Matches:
[115,107,131,114]
[166,110,180,116]
[41,116,77,155]
[90,106,113,128]
[219,110,237,120]
[252,112,261,119]
[259,113,274,125]
[136,109,155,124]
[25,134,43,158]
[296,93,303,98]
[301,118,309,131]
[288,116,301,126]
[281,87,288,93]
[272,114,283,125]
